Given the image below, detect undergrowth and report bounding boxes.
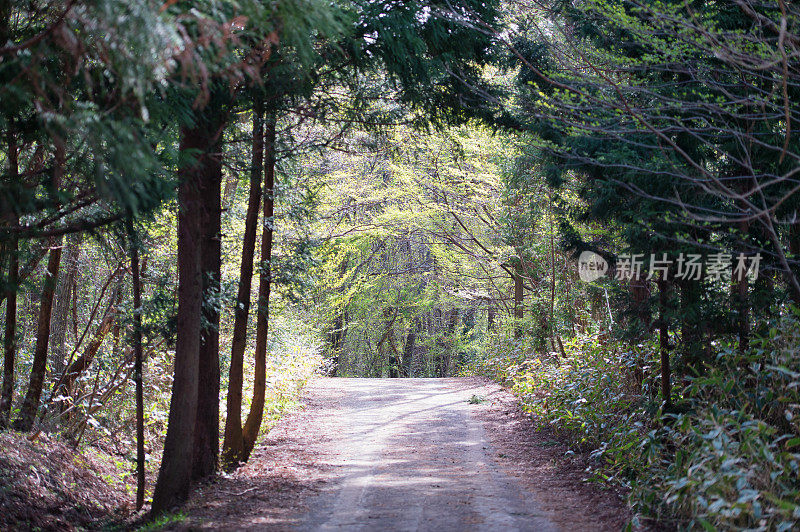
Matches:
[465,312,800,530]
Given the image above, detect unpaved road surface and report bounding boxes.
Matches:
[297,378,555,531]
[173,378,631,531]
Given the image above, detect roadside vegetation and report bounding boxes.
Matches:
[1,0,798,529]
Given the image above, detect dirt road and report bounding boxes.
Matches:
[173,378,630,531]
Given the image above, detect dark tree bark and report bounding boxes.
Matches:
[15,240,63,430]
[329,311,347,377]
[0,127,19,426]
[657,276,671,408]
[151,114,219,516]
[129,225,146,510]
[192,120,224,481]
[735,222,751,355]
[222,98,264,468]
[242,112,277,461]
[15,140,65,431]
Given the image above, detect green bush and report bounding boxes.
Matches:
[468,312,800,530]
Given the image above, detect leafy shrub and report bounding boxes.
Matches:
[468,312,800,530]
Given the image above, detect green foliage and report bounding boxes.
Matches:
[468,310,800,529]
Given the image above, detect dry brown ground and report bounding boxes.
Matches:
[0,431,132,531]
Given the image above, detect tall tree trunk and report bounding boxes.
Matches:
[222,98,264,468]
[549,193,556,343]
[192,122,223,481]
[242,114,276,461]
[328,259,350,377]
[513,261,524,339]
[0,127,19,426]
[129,224,146,510]
[15,140,65,431]
[735,221,751,355]
[151,115,217,516]
[50,234,81,379]
[658,276,671,408]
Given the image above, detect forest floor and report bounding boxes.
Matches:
[168,377,634,531]
[0,431,133,531]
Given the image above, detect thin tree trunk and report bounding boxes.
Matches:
[402,318,419,377]
[513,261,523,338]
[15,140,65,431]
[736,222,751,355]
[55,309,117,417]
[151,118,212,516]
[129,224,146,510]
[658,276,671,408]
[242,114,276,461]
[549,193,556,343]
[50,234,81,379]
[222,98,264,468]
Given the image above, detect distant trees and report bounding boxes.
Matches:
[309,126,519,376]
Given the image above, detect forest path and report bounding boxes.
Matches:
[171,377,630,531]
[295,378,555,531]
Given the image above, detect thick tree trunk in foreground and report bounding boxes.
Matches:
[0,129,19,426]
[15,141,65,431]
[222,99,265,468]
[242,115,276,460]
[151,117,215,515]
[192,125,223,481]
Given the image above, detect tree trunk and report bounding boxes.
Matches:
[401,318,419,377]
[735,222,751,355]
[513,261,523,338]
[15,140,65,431]
[129,225,146,510]
[0,127,19,426]
[15,241,63,430]
[50,234,81,379]
[192,120,224,481]
[151,117,215,516]
[242,111,276,461]
[55,309,117,417]
[222,98,264,468]
[658,276,671,408]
